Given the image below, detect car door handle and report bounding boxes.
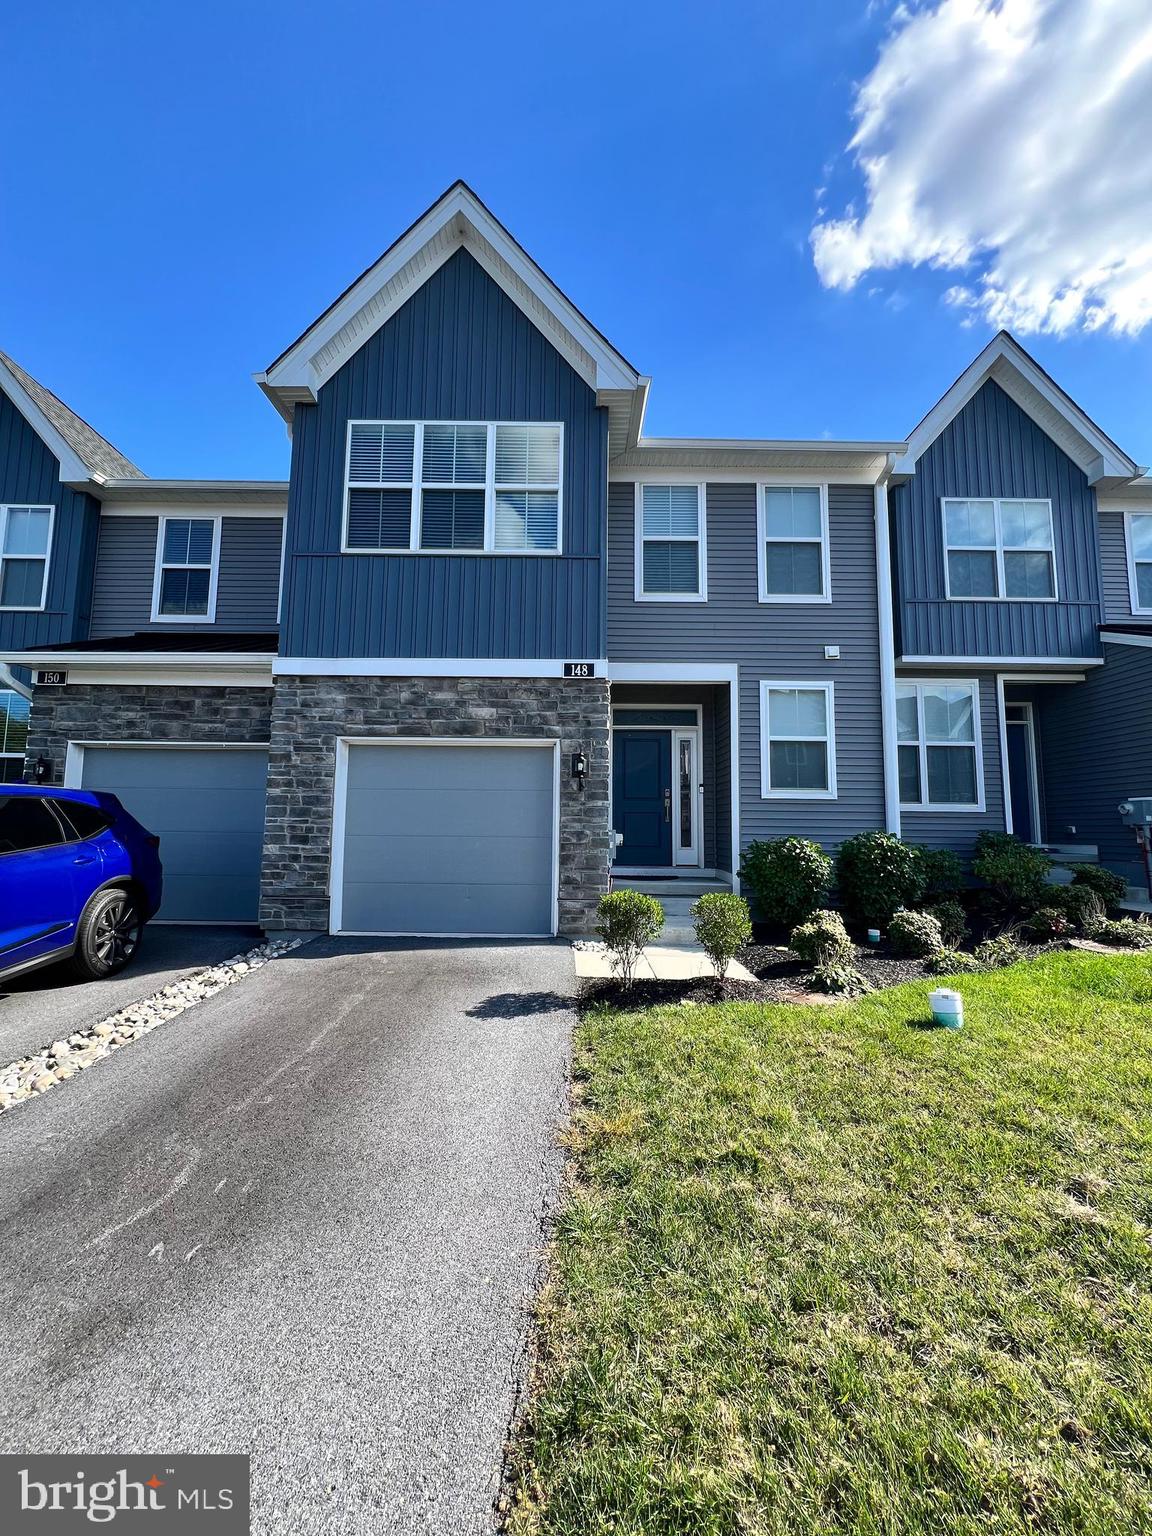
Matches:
[73,854,97,866]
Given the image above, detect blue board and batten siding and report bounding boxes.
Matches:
[892,379,1102,659]
[0,385,100,649]
[280,248,608,660]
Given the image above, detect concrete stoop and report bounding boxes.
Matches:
[612,876,733,943]
[571,941,756,983]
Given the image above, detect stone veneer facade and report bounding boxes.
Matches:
[260,675,612,935]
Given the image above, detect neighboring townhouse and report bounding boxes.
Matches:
[3,182,1150,935]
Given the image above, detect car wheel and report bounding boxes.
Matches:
[68,888,143,980]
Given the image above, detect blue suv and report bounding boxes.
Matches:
[0,786,163,983]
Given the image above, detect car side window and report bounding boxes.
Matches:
[0,795,67,855]
[56,800,112,841]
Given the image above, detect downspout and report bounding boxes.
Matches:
[874,456,901,836]
[0,662,32,700]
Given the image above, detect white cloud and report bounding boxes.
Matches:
[811,0,1152,334]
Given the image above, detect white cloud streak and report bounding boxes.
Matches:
[812,0,1152,334]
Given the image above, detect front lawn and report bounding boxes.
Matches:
[507,952,1152,1535]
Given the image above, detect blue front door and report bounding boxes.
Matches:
[1006,719,1036,843]
[613,730,673,867]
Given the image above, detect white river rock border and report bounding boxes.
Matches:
[0,937,306,1116]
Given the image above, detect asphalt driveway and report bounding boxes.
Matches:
[0,937,575,1535]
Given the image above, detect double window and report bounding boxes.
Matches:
[1125,511,1152,615]
[0,689,30,783]
[759,681,837,799]
[152,517,219,620]
[897,680,984,809]
[0,505,53,610]
[758,486,830,603]
[942,498,1056,600]
[343,421,562,553]
[635,484,706,600]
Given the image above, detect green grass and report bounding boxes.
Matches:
[508,953,1152,1536]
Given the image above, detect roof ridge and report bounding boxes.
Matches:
[0,350,145,480]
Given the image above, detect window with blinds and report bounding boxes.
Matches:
[635,484,706,601]
[343,421,562,553]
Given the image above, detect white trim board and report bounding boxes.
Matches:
[898,654,1103,668]
[101,504,286,519]
[274,657,603,678]
[1101,631,1152,650]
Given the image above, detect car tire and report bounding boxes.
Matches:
[68,888,144,980]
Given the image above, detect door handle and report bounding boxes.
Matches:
[73,854,96,866]
[663,787,671,822]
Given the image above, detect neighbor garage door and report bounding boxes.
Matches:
[338,742,556,936]
[78,746,269,923]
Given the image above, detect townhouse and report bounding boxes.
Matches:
[3,182,1150,934]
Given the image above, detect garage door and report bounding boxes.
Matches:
[338,743,556,936]
[78,747,269,923]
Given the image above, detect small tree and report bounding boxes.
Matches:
[595,889,664,987]
[738,837,832,932]
[692,892,752,982]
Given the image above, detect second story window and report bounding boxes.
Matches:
[343,421,562,554]
[0,505,53,611]
[758,486,830,603]
[152,516,219,620]
[635,484,706,601]
[942,498,1056,600]
[1125,512,1152,614]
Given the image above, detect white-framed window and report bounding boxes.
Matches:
[0,505,54,611]
[342,420,563,554]
[634,483,706,601]
[897,679,985,810]
[151,516,220,621]
[759,681,837,799]
[942,498,1057,601]
[0,688,30,782]
[757,485,830,603]
[1124,511,1152,615]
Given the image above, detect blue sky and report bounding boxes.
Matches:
[3,0,1150,478]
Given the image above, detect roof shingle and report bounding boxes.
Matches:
[0,351,144,480]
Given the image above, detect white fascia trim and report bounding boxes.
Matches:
[606,661,740,684]
[897,654,1104,668]
[0,359,92,485]
[263,185,638,403]
[274,657,603,678]
[1101,630,1152,650]
[896,333,1136,483]
[6,650,274,673]
[873,467,901,836]
[102,503,286,519]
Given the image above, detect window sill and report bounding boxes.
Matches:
[760,789,838,801]
[635,592,708,604]
[901,803,986,813]
[943,596,1059,604]
[338,546,563,557]
[758,593,832,606]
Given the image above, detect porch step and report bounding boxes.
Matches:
[1037,843,1099,866]
[612,875,733,942]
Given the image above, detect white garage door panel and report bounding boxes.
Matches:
[79,747,268,924]
[340,744,555,936]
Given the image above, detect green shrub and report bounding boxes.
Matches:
[1047,884,1106,935]
[971,832,1051,913]
[911,845,965,902]
[974,933,1023,969]
[1070,863,1128,908]
[738,837,832,931]
[836,832,924,928]
[595,889,664,986]
[790,909,853,967]
[691,892,753,982]
[809,962,873,997]
[1093,917,1152,949]
[1027,905,1073,942]
[927,900,969,948]
[888,908,945,958]
[924,948,980,975]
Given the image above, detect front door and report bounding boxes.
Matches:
[1005,704,1039,843]
[612,730,673,867]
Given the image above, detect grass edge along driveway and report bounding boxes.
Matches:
[507,951,1152,1536]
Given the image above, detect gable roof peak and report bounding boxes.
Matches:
[0,350,144,484]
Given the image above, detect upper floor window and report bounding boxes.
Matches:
[942,498,1056,601]
[343,421,562,554]
[152,516,219,621]
[0,505,53,611]
[1125,511,1152,615]
[635,484,706,601]
[897,679,984,810]
[758,486,830,603]
[759,681,837,799]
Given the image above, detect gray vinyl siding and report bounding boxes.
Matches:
[280,247,607,660]
[1036,641,1152,883]
[896,672,1006,852]
[89,515,283,637]
[892,379,1103,659]
[608,481,886,857]
[0,383,101,649]
[1099,507,1141,622]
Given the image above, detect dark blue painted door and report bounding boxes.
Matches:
[1006,720,1036,843]
[613,730,673,866]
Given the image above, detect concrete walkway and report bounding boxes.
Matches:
[571,940,756,982]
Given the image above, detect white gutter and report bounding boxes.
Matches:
[874,457,901,837]
[0,651,275,671]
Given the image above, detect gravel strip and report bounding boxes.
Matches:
[0,937,307,1116]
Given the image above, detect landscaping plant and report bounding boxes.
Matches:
[1093,916,1152,949]
[971,831,1051,915]
[594,889,664,987]
[1069,862,1129,908]
[691,892,752,982]
[910,844,964,903]
[809,961,872,997]
[835,831,923,928]
[974,932,1023,968]
[789,909,853,967]
[1027,905,1073,941]
[924,947,980,974]
[737,836,832,932]
[926,899,968,948]
[887,908,944,958]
